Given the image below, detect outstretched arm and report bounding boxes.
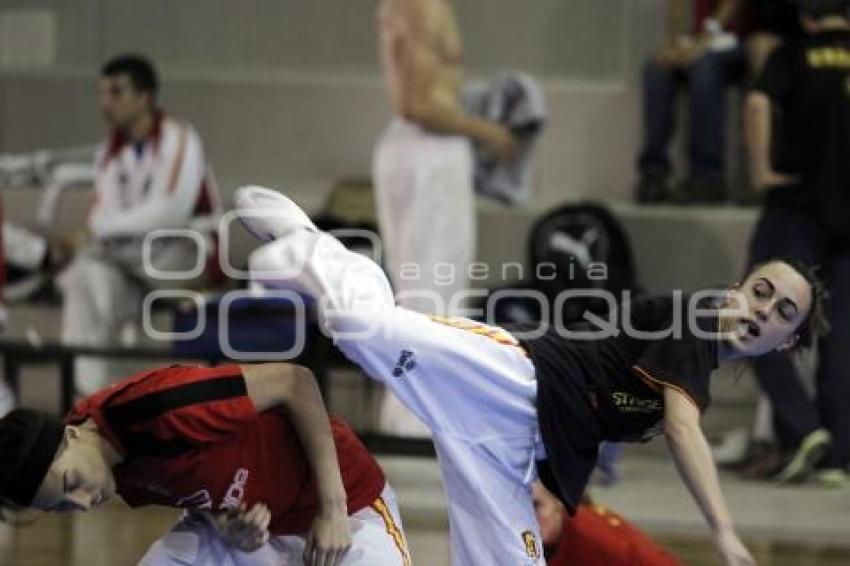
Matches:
[241,363,351,564]
[664,387,756,566]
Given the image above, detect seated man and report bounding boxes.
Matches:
[635,0,746,203]
[58,54,222,395]
[0,363,410,565]
[533,482,681,566]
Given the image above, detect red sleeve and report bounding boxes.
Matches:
[71,365,257,457]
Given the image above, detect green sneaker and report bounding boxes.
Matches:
[774,428,832,484]
[814,468,848,488]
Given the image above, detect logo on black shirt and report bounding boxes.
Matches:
[807,47,850,69]
[392,349,416,378]
[612,391,663,413]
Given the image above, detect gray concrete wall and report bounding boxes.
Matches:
[1,0,756,293]
[1,0,661,77]
[0,0,668,206]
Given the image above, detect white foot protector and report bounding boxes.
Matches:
[232,185,317,243]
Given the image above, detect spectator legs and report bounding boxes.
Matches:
[637,58,677,181]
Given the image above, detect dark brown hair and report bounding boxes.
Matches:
[101,54,158,97]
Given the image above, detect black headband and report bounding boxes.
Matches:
[0,409,65,507]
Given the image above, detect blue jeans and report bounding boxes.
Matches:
[747,192,850,468]
[637,48,744,182]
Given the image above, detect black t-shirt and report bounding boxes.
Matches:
[755,30,850,239]
[508,294,719,514]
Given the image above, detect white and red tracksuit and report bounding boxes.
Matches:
[59,112,223,394]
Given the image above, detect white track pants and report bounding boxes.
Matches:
[250,221,545,566]
[140,484,411,566]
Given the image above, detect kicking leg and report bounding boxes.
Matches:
[237,186,545,564]
[238,186,537,435]
[435,435,544,566]
[246,226,536,439]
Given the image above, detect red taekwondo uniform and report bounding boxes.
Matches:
[68,364,411,566]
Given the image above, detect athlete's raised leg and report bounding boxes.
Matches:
[235,186,546,565]
[237,186,534,438]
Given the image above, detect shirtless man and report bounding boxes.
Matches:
[374,0,517,435]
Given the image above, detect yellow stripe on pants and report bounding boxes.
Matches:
[371,496,412,566]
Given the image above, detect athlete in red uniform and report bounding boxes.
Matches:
[0,363,411,565]
[533,482,681,566]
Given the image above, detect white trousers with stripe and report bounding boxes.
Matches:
[250,220,546,566]
[139,484,410,566]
